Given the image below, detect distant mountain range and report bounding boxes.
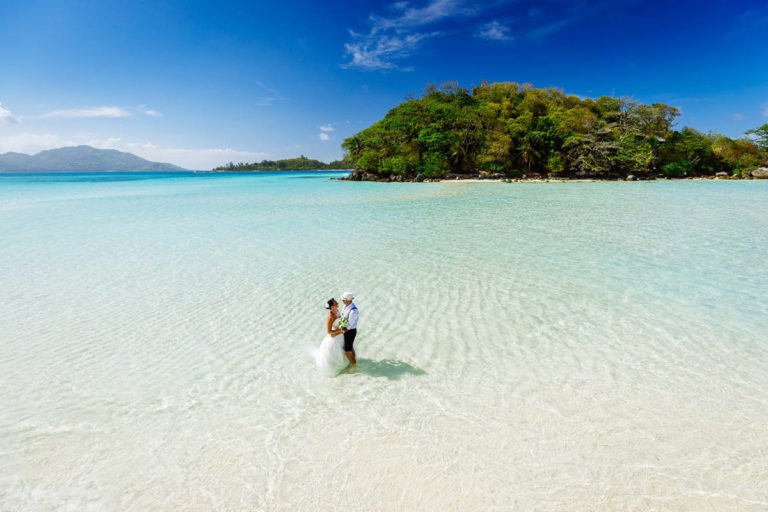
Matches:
[0,145,186,172]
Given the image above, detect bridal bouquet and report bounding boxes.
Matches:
[337,317,349,332]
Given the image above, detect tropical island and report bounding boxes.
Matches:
[340,82,768,182]
[212,155,352,172]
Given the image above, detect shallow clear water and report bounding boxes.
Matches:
[1,172,767,511]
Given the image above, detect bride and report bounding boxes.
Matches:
[313,298,349,376]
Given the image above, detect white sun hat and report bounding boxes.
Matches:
[341,291,355,301]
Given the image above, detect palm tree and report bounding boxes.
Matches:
[519,137,541,173]
[341,136,364,161]
[449,136,466,172]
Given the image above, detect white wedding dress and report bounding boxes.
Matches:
[314,317,349,376]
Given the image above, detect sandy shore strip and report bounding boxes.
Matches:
[438,178,596,183]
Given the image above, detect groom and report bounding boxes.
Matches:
[340,292,359,368]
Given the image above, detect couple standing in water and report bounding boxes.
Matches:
[314,292,359,376]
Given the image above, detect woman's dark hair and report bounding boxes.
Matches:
[326,298,337,310]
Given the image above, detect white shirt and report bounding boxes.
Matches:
[342,302,359,330]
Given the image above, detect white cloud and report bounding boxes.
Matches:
[762,101,768,117]
[345,0,623,69]
[344,32,438,70]
[320,124,334,132]
[370,0,471,33]
[5,104,163,121]
[0,102,20,124]
[344,0,476,70]
[477,20,512,41]
[0,132,268,170]
[0,133,72,154]
[35,106,132,119]
[318,132,330,141]
[100,140,269,170]
[732,113,745,121]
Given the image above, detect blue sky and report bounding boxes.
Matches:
[1,0,767,169]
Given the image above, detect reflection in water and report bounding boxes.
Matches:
[355,358,426,380]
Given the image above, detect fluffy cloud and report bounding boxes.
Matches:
[0,133,268,170]
[2,104,163,121]
[344,32,437,70]
[100,140,270,169]
[477,20,512,41]
[344,0,475,70]
[762,101,768,117]
[370,0,471,32]
[318,124,333,140]
[36,106,132,119]
[0,102,20,124]
[344,0,624,70]
[0,133,71,154]
[732,113,745,121]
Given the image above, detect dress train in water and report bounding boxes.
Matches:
[313,319,349,376]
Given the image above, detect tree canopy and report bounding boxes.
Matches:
[341,82,768,179]
[213,155,352,171]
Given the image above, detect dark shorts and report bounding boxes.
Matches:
[343,328,357,352]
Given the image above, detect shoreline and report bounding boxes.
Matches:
[338,175,766,184]
[436,176,762,183]
[344,167,768,183]
[202,169,767,182]
[203,169,352,173]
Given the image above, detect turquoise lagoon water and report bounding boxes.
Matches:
[1,171,767,511]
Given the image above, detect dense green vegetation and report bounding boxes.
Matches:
[341,82,768,179]
[213,155,352,171]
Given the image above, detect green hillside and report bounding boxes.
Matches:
[341,82,767,180]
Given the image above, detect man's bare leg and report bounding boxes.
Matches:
[345,350,356,366]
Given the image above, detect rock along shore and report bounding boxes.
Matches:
[342,166,768,183]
